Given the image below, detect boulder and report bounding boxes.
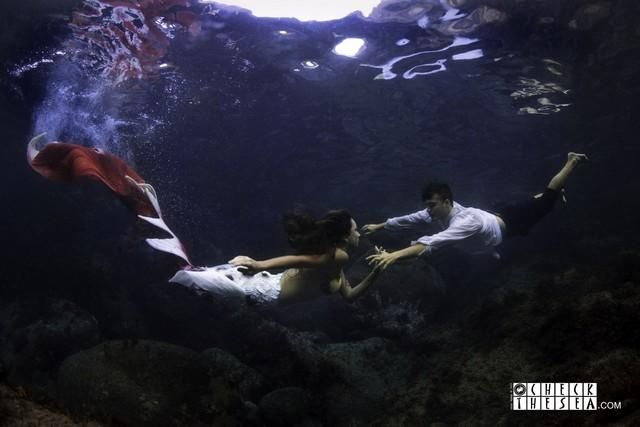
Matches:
[201,347,266,399]
[58,340,244,426]
[0,297,99,399]
[258,387,311,427]
[319,337,416,423]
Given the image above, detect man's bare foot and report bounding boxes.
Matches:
[568,152,588,163]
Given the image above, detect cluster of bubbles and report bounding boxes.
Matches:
[14,0,197,158]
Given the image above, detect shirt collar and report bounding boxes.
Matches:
[445,202,463,225]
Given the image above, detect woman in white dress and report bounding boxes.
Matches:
[25,135,382,305]
[171,210,383,305]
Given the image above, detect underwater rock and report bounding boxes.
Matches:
[196,315,412,423]
[243,400,261,424]
[536,289,640,360]
[57,340,244,426]
[0,382,104,426]
[375,339,537,425]
[133,287,338,385]
[350,259,445,339]
[0,297,99,400]
[258,387,311,427]
[585,348,640,400]
[319,337,416,423]
[201,347,266,400]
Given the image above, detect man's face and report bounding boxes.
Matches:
[424,194,451,219]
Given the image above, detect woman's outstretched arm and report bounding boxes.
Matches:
[340,264,382,301]
[229,254,332,272]
[339,246,386,300]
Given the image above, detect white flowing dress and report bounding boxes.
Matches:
[170,264,283,304]
[125,179,282,304]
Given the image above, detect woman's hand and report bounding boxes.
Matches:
[374,245,387,256]
[228,256,262,274]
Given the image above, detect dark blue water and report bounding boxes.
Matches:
[7,1,601,263]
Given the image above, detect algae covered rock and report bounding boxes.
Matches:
[319,337,416,423]
[201,347,266,399]
[0,297,99,399]
[58,340,244,426]
[258,386,311,427]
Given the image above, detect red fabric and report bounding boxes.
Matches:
[29,142,155,217]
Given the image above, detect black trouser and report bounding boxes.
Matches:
[496,188,560,238]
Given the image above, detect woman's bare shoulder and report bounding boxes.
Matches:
[334,248,349,264]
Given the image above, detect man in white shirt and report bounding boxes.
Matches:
[364,152,587,270]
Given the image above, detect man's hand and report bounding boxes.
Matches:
[366,246,398,271]
[366,244,427,270]
[361,223,385,235]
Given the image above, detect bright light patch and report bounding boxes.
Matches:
[441,8,465,22]
[417,16,429,28]
[333,38,366,57]
[361,37,478,80]
[201,0,380,21]
[452,49,484,60]
[301,60,319,69]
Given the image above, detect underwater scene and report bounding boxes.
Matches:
[1,0,639,425]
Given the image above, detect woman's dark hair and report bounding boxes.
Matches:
[283,209,353,255]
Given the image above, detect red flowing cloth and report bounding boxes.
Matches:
[29,142,155,217]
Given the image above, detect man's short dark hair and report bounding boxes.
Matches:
[421,181,453,204]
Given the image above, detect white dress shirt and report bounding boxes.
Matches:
[384,201,503,255]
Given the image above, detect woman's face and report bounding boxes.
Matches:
[345,218,360,247]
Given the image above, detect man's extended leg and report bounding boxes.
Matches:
[503,152,588,237]
[547,152,588,191]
